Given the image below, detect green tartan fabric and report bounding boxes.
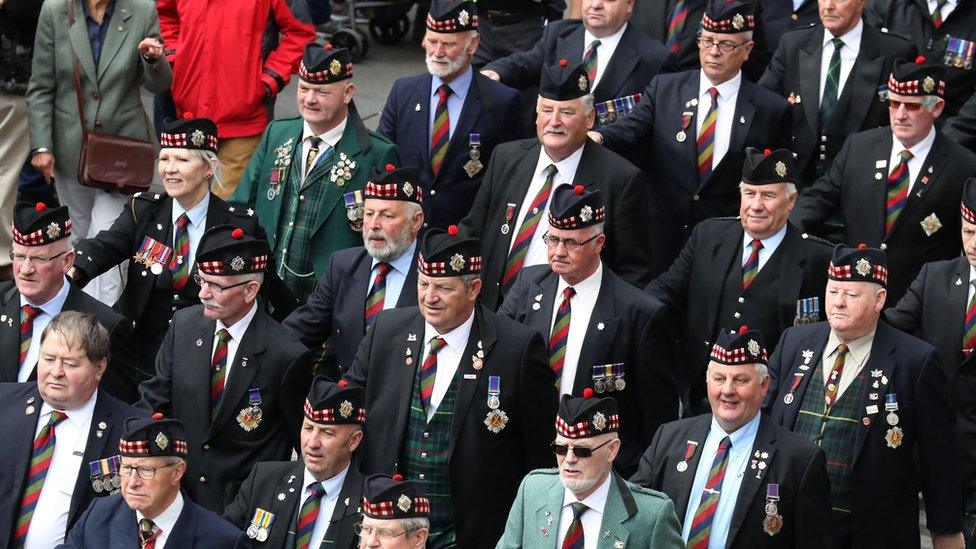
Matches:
[275,143,336,301]
[794,360,869,515]
[400,362,460,547]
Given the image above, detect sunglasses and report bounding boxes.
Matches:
[550,439,612,458]
[887,99,927,112]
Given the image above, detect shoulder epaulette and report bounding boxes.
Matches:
[227,205,255,218]
[800,232,834,247]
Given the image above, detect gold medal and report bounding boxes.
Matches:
[763,514,783,536]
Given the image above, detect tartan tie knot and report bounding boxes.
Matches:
[718,435,732,453]
[545,163,558,179]
[562,286,576,302]
[437,84,452,101]
[309,136,322,150]
[898,149,914,163]
[831,37,844,50]
[216,328,231,346]
[707,86,719,103]
[570,501,588,519]
[21,304,40,322]
[429,336,447,354]
[139,518,158,543]
[586,40,601,55]
[376,262,391,278]
[836,342,849,356]
[49,410,68,427]
[307,481,326,499]
[750,238,763,253]
[175,213,189,230]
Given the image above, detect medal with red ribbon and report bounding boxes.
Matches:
[676,440,698,472]
[783,372,804,405]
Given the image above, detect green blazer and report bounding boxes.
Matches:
[496,469,685,549]
[231,111,400,277]
[26,0,171,172]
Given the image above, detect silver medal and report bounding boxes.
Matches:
[501,224,510,235]
[488,395,500,410]
[765,502,779,516]
[614,378,626,391]
[150,262,163,275]
[594,379,605,393]
[887,412,899,426]
[676,461,688,472]
[783,393,794,405]
[246,524,259,539]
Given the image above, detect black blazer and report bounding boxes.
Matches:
[499,264,679,477]
[631,413,833,549]
[885,256,976,502]
[647,219,832,391]
[791,126,976,303]
[345,305,557,549]
[0,281,141,402]
[765,321,963,547]
[224,461,362,549]
[759,23,917,186]
[0,383,141,544]
[460,138,653,310]
[377,71,525,229]
[283,245,419,380]
[758,0,820,53]
[137,304,313,513]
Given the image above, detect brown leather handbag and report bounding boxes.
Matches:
[67,0,155,194]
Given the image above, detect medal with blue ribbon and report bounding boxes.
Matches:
[237,388,263,432]
[763,483,783,535]
[487,375,501,410]
[885,393,899,426]
[794,297,820,325]
[612,363,626,391]
[464,133,484,177]
[344,190,365,232]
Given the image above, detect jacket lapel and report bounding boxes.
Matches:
[679,74,702,187]
[777,226,807,328]
[397,247,421,307]
[708,85,755,190]
[781,327,832,428]
[837,28,884,133]
[556,26,585,68]
[97,1,131,81]
[534,474,566,541]
[69,389,115,523]
[309,113,374,236]
[593,27,639,99]
[726,416,778,545]
[497,141,548,253]
[67,0,98,87]
[670,415,712,518]
[109,501,140,548]
[889,134,947,238]
[420,76,434,170]
[350,251,372,326]
[798,33,823,138]
[951,258,970,366]
[706,227,744,341]
[852,325,898,463]
[527,274,559,343]
[438,73,489,184]
[194,314,216,426]
[322,466,364,549]
[166,497,201,547]
[596,473,638,549]
[264,465,304,549]
[211,310,267,433]
[393,314,428,452]
[1,285,21,380]
[11,387,43,503]
[871,134,893,240]
[448,306,498,456]
[575,270,619,393]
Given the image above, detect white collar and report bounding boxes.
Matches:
[743,222,788,251]
[556,261,603,303]
[583,22,627,52]
[21,274,72,311]
[172,193,210,229]
[561,468,613,514]
[969,264,975,283]
[536,144,586,183]
[423,308,475,350]
[216,301,258,341]
[137,491,184,535]
[302,463,350,503]
[302,117,348,149]
[709,409,761,446]
[894,126,937,160]
[39,390,98,430]
[822,19,863,48]
[699,69,742,98]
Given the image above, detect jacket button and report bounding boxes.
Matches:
[790,13,798,20]
[880,243,888,250]
[90,91,100,100]
[430,189,436,196]
[199,476,207,483]
[203,444,210,450]
[692,194,700,201]
[94,121,103,128]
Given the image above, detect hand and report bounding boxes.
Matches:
[587,131,603,144]
[138,38,164,60]
[932,533,965,549]
[31,152,55,183]
[480,69,501,81]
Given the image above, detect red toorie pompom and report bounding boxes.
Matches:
[35,202,46,212]
[338,379,348,388]
[231,227,244,239]
[583,388,594,399]
[447,225,459,236]
[152,412,164,420]
[858,243,867,250]
[573,185,585,195]
[385,163,396,172]
[915,55,926,64]
[763,148,772,156]
[392,473,404,481]
[559,59,568,67]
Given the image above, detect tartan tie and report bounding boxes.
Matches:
[305,137,323,177]
[963,283,976,354]
[210,329,231,422]
[420,337,447,415]
[364,262,391,329]
[18,304,40,370]
[549,287,576,391]
[824,343,849,407]
[819,38,844,130]
[169,213,190,290]
[561,502,588,549]
[430,84,452,176]
[742,239,763,290]
[932,0,948,27]
[697,87,719,184]
[139,518,161,549]
[583,40,600,83]
[885,149,914,235]
[503,164,558,291]
[687,436,733,549]
[295,482,325,549]
[665,0,689,54]
[11,410,68,549]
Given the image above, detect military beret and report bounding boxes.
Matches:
[888,56,946,98]
[365,164,423,205]
[539,59,590,102]
[196,225,270,276]
[711,325,768,365]
[702,0,755,33]
[555,390,619,439]
[159,116,219,153]
[961,178,976,224]
[362,474,430,519]
[12,201,71,246]
[299,42,354,84]
[426,0,478,33]
[304,377,366,425]
[548,185,606,230]
[119,413,188,458]
[417,225,482,277]
[827,243,888,287]
[742,148,794,185]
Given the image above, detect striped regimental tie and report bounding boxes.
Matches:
[665,0,689,54]
[295,482,325,549]
[430,84,452,176]
[561,501,588,549]
[885,149,914,235]
[420,337,447,416]
[824,343,849,408]
[741,239,763,290]
[502,164,558,292]
[139,518,161,549]
[964,283,976,355]
[697,87,720,184]
[169,213,191,290]
[364,262,391,329]
[583,40,601,83]
[18,304,40,371]
[11,410,68,549]
[305,137,323,177]
[686,436,733,549]
[210,329,231,422]
[932,0,948,27]
[549,287,576,391]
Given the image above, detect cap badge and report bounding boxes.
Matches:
[339,400,353,419]
[450,253,465,272]
[732,13,745,30]
[855,258,872,277]
[397,494,412,513]
[191,130,206,147]
[748,339,761,357]
[775,161,787,178]
[923,76,936,93]
[330,59,342,76]
[580,205,593,223]
[46,222,61,240]
[403,182,414,197]
[578,75,588,92]
[231,256,246,272]
[458,9,470,26]
[155,432,169,450]
[592,411,607,431]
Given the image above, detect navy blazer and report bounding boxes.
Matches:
[378,71,524,229]
[0,383,142,544]
[60,492,249,548]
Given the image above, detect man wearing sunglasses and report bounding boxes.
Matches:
[62,414,248,547]
[590,0,790,275]
[0,201,139,402]
[499,184,678,477]
[630,326,832,549]
[792,57,976,305]
[497,392,685,548]
[137,225,312,514]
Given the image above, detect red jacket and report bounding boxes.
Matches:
[157,0,315,139]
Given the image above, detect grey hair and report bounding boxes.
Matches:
[40,311,110,363]
[406,202,424,218]
[739,181,798,198]
[191,149,222,190]
[535,94,596,114]
[235,272,265,285]
[400,517,430,535]
[460,273,480,290]
[922,96,943,110]
[706,360,770,380]
[742,30,754,41]
[588,221,606,237]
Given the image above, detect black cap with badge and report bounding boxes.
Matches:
[299,42,354,85]
[196,225,270,276]
[555,390,620,439]
[417,225,482,277]
[827,243,888,287]
[159,115,219,153]
[362,473,430,519]
[961,178,976,224]
[119,413,188,458]
[426,0,478,33]
[539,59,590,101]
[888,56,946,98]
[12,201,71,245]
[742,148,794,185]
[365,163,423,205]
[711,325,768,365]
[304,377,366,425]
[702,0,755,33]
[548,185,606,229]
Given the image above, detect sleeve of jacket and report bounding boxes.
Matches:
[279,347,313,449]
[790,137,848,230]
[915,348,964,535]
[769,98,792,148]
[518,330,558,472]
[794,447,833,549]
[598,76,659,154]
[629,423,667,490]
[344,313,378,388]
[231,125,275,209]
[72,199,143,285]
[607,168,653,287]
[494,474,529,549]
[135,321,176,415]
[637,305,679,441]
[884,263,928,334]
[25,0,56,153]
[222,462,260,528]
[497,271,530,322]
[139,7,172,94]
[646,498,686,548]
[58,498,99,548]
[482,24,551,91]
[862,0,891,29]
[377,80,399,141]
[458,146,501,240]
[758,38,788,93]
[645,222,698,310]
[156,0,179,63]
[282,254,340,349]
[107,314,144,403]
[261,0,315,95]
[763,326,792,412]
[944,89,976,151]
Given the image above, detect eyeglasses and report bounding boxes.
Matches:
[192,273,251,293]
[9,251,68,265]
[887,98,927,112]
[697,37,749,53]
[541,232,601,251]
[354,523,412,540]
[550,439,613,458]
[119,462,177,480]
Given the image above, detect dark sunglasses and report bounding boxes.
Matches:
[550,439,612,458]
[887,98,926,112]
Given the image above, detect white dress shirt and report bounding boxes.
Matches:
[821,327,876,398]
[508,146,585,269]
[301,117,348,182]
[551,263,603,395]
[927,0,957,22]
[213,301,258,384]
[556,471,613,549]
[422,310,475,417]
[741,223,788,273]
[429,66,473,140]
[369,240,417,310]
[300,464,350,549]
[18,275,72,381]
[697,70,742,169]
[25,393,97,549]
[968,265,976,303]
[819,21,863,104]
[136,491,184,549]
[583,23,627,90]
[681,413,761,549]
[889,126,936,196]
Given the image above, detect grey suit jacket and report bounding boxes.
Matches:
[26,0,171,172]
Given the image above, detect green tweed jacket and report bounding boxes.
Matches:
[26,0,171,172]
[496,469,685,549]
[231,112,399,278]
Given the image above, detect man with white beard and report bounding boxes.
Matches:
[283,165,424,380]
[378,0,524,230]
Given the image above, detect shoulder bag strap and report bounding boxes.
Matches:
[67,0,91,146]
